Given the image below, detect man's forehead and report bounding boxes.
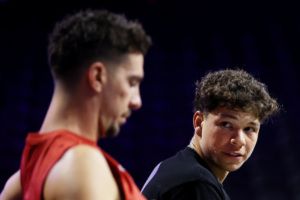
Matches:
[119,54,144,74]
[210,107,260,124]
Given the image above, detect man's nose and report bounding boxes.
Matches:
[130,91,142,110]
[230,130,246,148]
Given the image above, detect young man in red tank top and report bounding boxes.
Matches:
[0,9,151,200]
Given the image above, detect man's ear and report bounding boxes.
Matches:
[193,111,204,137]
[87,62,107,93]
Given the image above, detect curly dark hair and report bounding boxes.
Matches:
[194,69,280,122]
[48,9,152,81]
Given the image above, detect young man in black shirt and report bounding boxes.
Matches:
[142,69,279,200]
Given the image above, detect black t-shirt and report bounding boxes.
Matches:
[142,147,231,200]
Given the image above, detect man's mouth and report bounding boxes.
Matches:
[226,152,243,157]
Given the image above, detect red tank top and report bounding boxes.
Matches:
[20,130,146,200]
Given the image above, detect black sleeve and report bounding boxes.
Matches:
[161,180,225,200]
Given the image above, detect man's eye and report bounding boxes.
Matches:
[244,127,256,134]
[129,80,138,87]
[220,122,232,129]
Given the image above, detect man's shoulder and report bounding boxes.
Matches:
[142,148,226,199]
[143,148,219,194]
[44,144,109,178]
[160,148,215,181]
[44,144,120,200]
[63,144,104,161]
[0,171,22,200]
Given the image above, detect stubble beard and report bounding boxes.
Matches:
[105,124,120,138]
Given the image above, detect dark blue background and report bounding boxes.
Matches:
[1,0,299,199]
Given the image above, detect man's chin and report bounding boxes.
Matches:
[226,163,243,172]
[105,125,120,138]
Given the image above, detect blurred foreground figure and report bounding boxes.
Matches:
[1,9,151,200]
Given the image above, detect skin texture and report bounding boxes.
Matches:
[190,107,260,183]
[42,53,144,200]
[99,53,144,137]
[0,171,21,200]
[1,9,151,200]
[43,145,120,200]
[0,53,145,200]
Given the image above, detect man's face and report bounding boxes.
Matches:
[100,53,144,137]
[198,107,260,175]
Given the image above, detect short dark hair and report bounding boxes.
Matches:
[48,9,152,81]
[194,69,280,122]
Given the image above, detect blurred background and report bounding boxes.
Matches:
[0,0,299,199]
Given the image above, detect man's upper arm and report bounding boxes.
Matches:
[0,170,22,200]
[44,145,120,200]
[163,180,225,200]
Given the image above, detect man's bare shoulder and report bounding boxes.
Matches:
[44,144,120,200]
[0,170,22,200]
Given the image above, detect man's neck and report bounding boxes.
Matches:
[40,85,100,142]
[189,135,229,183]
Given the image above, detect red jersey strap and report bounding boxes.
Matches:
[20,130,97,200]
[101,150,146,200]
[20,130,146,200]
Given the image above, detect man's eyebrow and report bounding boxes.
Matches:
[130,75,144,82]
[219,113,237,120]
[248,121,260,127]
[219,113,260,127]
